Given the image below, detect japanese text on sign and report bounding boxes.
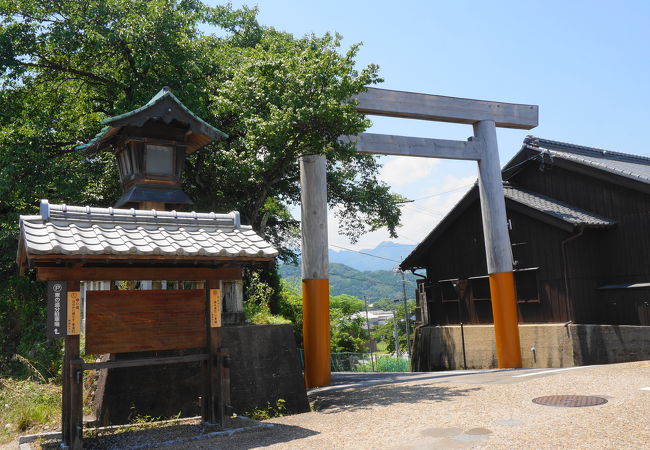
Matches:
[210,289,221,328]
[47,281,67,340]
[67,291,81,335]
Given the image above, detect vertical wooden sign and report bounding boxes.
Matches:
[67,291,81,335]
[47,281,67,340]
[210,289,222,328]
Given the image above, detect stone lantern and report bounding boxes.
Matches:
[78,87,227,210]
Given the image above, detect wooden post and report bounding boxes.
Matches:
[62,338,70,445]
[218,349,231,425]
[63,280,82,449]
[207,281,227,426]
[202,281,210,423]
[473,120,522,368]
[299,154,331,388]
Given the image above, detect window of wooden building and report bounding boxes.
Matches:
[514,268,540,303]
[469,276,491,300]
[438,279,460,302]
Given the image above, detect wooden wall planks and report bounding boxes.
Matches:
[85,289,206,354]
[420,154,650,326]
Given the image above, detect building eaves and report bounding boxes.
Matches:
[503,185,615,228]
[400,184,478,270]
[399,183,615,270]
[402,136,648,271]
[523,136,650,185]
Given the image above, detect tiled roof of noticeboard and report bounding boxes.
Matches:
[17,201,278,262]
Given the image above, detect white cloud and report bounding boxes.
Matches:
[399,175,476,243]
[328,174,477,251]
[379,156,440,186]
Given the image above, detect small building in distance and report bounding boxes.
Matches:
[352,309,394,329]
[401,136,650,370]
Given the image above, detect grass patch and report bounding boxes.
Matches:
[354,355,410,372]
[244,398,287,421]
[0,378,60,444]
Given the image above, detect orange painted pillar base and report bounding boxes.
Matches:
[489,271,522,368]
[302,278,331,387]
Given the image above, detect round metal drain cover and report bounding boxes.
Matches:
[532,395,607,407]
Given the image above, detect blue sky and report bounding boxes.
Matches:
[222,0,650,252]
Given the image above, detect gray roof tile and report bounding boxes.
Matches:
[524,136,650,184]
[503,185,616,228]
[19,201,278,260]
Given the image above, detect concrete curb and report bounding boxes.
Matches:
[18,416,270,449]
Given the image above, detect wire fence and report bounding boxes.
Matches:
[298,350,411,372]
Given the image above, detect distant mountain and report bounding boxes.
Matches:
[279,262,418,302]
[328,241,416,271]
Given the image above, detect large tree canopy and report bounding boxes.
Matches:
[0,0,403,371]
[0,0,403,263]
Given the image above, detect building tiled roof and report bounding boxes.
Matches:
[400,136,644,270]
[400,182,616,270]
[523,136,650,184]
[18,201,278,261]
[503,185,615,228]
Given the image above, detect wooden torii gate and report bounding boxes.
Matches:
[300,88,539,387]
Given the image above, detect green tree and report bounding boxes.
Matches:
[274,283,370,353]
[0,0,403,373]
[329,294,367,353]
[372,299,417,354]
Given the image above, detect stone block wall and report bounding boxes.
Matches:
[412,324,650,371]
[93,324,309,425]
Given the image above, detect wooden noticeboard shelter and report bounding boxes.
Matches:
[18,202,277,448]
[16,88,278,449]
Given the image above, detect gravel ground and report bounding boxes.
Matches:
[18,360,650,449]
[173,360,650,449]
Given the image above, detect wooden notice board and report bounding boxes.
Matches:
[85,289,206,354]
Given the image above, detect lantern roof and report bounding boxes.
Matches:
[77,87,228,153]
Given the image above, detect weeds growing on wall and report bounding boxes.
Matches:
[244,398,287,421]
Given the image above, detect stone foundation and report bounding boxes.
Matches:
[93,324,309,425]
[412,324,650,371]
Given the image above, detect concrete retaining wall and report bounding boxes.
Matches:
[412,324,650,371]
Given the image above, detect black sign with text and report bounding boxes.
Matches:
[47,280,67,340]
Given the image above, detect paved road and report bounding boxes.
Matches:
[314,365,604,391]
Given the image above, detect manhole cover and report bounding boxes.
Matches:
[532,395,607,407]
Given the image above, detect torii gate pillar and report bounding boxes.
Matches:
[474,119,522,368]
[300,88,537,385]
[300,154,331,388]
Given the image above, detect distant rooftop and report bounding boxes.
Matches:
[522,136,650,185]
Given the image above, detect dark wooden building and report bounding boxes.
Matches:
[402,136,650,328]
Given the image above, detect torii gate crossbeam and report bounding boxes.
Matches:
[300,88,539,387]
